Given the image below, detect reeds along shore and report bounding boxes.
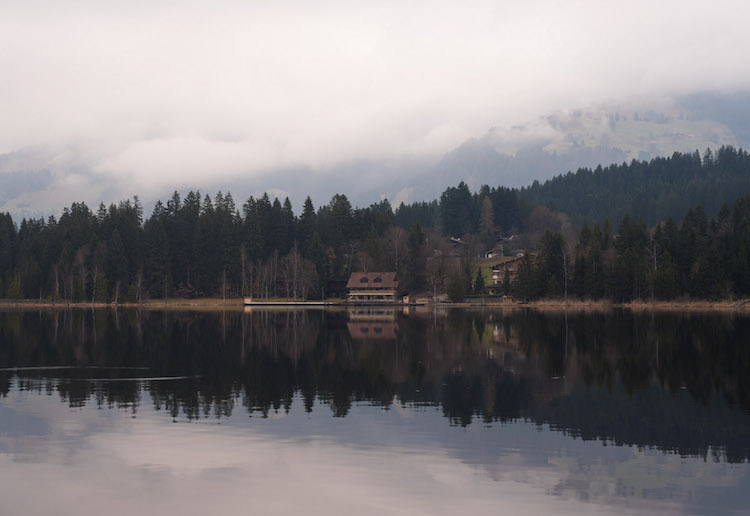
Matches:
[523,298,750,312]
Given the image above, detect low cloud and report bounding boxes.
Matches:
[2,1,750,210]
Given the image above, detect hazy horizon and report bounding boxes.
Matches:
[3,1,750,216]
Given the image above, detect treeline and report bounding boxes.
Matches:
[1,145,750,301]
[395,182,525,238]
[0,192,404,301]
[0,175,529,301]
[514,196,750,301]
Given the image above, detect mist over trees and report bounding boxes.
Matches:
[0,146,749,302]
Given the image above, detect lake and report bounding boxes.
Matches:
[1,307,749,515]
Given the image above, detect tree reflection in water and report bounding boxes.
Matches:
[0,307,749,462]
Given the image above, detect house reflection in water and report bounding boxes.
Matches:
[346,307,399,340]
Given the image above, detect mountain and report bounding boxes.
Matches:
[3,91,750,216]
[398,95,746,204]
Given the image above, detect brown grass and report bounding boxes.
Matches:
[524,298,750,312]
[623,299,750,312]
[525,299,615,311]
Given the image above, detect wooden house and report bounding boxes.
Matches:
[347,272,399,303]
[486,254,527,294]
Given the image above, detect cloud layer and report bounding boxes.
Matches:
[2,0,750,205]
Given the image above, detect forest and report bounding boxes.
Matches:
[0,145,749,302]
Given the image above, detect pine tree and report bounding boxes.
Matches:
[474,268,485,295]
[479,195,495,248]
[298,196,317,253]
[447,271,465,302]
[404,223,426,292]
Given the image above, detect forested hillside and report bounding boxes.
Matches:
[397,145,750,236]
[519,145,750,225]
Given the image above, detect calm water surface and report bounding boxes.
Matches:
[1,307,749,515]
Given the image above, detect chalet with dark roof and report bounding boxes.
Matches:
[484,255,525,295]
[346,272,399,303]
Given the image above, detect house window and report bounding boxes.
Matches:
[360,277,369,283]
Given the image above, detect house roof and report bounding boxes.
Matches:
[347,272,399,289]
[490,255,526,269]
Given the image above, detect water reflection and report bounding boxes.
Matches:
[347,307,399,340]
[1,308,750,458]
[1,307,750,514]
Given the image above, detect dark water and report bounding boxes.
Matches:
[1,307,749,515]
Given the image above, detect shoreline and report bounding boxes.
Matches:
[524,298,750,312]
[0,297,749,312]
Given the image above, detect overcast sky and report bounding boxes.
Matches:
[2,0,750,207]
